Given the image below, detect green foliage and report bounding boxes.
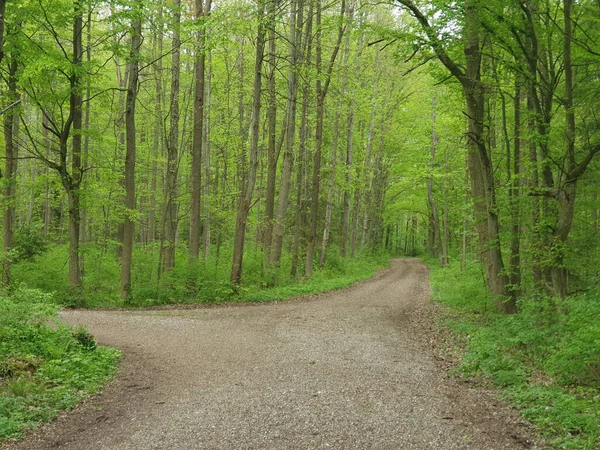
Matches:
[0,286,120,442]
[11,243,388,308]
[11,223,49,263]
[429,261,600,449]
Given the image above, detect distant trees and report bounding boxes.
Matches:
[0,0,596,310]
[0,0,410,301]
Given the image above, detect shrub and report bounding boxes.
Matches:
[0,286,120,442]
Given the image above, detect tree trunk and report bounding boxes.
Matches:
[189,0,210,263]
[550,0,575,299]
[290,9,312,278]
[462,1,512,311]
[508,81,522,297]
[270,0,303,269]
[263,0,278,257]
[230,0,266,285]
[120,2,141,300]
[305,0,345,278]
[202,48,212,259]
[427,96,443,267]
[319,106,340,268]
[2,58,17,287]
[163,0,181,272]
[68,1,84,296]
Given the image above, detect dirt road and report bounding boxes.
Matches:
[4,259,537,449]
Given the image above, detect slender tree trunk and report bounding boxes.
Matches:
[550,0,575,299]
[508,81,522,297]
[189,0,211,263]
[359,104,376,254]
[263,0,278,257]
[230,0,266,285]
[149,7,164,245]
[120,1,142,300]
[319,106,340,268]
[163,0,181,272]
[67,1,84,295]
[270,0,303,268]
[0,0,6,66]
[202,48,212,259]
[80,6,91,255]
[305,0,345,278]
[290,10,312,278]
[428,96,444,267]
[2,58,17,287]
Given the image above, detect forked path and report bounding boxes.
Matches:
[5,259,537,449]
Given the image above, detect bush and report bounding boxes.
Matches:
[0,286,120,442]
[11,224,49,262]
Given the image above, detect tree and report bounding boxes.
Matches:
[398,0,515,313]
[120,0,142,300]
[230,0,267,285]
[305,0,346,278]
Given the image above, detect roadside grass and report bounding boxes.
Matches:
[12,243,390,307]
[0,286,120,442]
[428,259,600,449]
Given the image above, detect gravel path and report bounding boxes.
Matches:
[4,259,538,449]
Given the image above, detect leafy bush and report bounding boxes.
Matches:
[0,286,120,441]
[11,224,49,262]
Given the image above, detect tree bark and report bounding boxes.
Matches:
[163,0,182,272]
[269,0,303,269]
[230,0,266,285]
[202,47,212,259]
[67,1,84,295]
[305,0,345,278]
[427,96,443,267]
[263,0,278,257]
[189,0,211,263]
[2,58,18,287]
[120,1,142,300]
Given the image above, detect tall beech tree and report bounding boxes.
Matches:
[305,0,346,278]
[230,0,267,285]
[120,0,142,300]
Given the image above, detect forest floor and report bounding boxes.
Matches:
[3,259,541,449]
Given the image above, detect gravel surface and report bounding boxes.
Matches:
[3,259,539,449]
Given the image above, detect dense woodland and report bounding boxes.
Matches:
[0,0,598,307]
[1,0,600,446]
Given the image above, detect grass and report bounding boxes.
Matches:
[12,243,390,308]
[428,259,600,449]
[0,286,120,442]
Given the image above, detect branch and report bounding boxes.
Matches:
[568,144,600,181]
[322,0,347,99]
[396,0,465,82]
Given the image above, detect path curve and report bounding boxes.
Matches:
[4,259,537,449]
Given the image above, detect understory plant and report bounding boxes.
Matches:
[0,286,120,441]
[429,260,600,450]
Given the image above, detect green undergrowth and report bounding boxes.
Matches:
[0,286,120,442]
[428,259,600,449]
[12,243,390,307]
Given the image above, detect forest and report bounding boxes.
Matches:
[1,0,599,447]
